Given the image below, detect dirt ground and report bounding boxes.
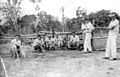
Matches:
[1,45,120,77]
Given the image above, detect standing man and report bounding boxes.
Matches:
[104,13,119,60]
[81,17,95,53]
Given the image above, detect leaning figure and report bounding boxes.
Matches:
[104,13,119,60]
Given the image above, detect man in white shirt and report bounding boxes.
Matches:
[68,32,79,49]
[54,34,63,48]
[45,35,55,50]
[10,34,25,59]
[104,13,119,60]
[81,17,95,53]
[32,34,45,53]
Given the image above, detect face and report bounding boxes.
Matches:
[15,36,20,40]
[38,36,41,40]
[73,34,75,37]
[56,34,58,38]
[111,16,116,20]
[85,20,89,23]
[48,36,51,39]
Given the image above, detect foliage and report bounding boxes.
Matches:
[35,11,62,32]
[65,9,120,33]
[0,0,22,34]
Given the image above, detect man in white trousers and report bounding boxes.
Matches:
[81,17,95,53]
[104,13,119,60]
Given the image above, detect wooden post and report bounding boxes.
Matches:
[0,57,8,77]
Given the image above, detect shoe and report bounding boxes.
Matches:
[88,51,92,53]
[110,58,117,60]
[103,57,109,59]
[83,52,89,54]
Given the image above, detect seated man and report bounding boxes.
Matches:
[10,34,25,59]
[68,32,79,49]
[45,35,55,50]
[54,34,63,48]
[62,34,70,49]
[44,34,50,51]
[32,34,45,53]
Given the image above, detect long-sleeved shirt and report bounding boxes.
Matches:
[81,22,94,33]
[108,19,119,36]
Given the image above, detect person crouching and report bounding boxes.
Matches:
[68,32,79,49]
[10,34,25,59]
[32,34,45,53]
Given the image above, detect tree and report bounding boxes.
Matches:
[20,14,36,34]
[36,11,62,32]
[88,9,111,27]
[0,0,22,34]
[0,0,42,34]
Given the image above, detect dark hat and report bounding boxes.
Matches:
[15,34,20,37]
[37,34,41,37]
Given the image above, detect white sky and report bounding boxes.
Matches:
[1,0,120,20]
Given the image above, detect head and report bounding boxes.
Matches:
[37,34,42,40]
[48,35,52,39]
[84,16,89,23]
[111,16,116,21]
[56,34,59,38]
[15,34,20,40]
[109,13,116,21]
[72,32,76,37]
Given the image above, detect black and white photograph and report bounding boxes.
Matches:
[0,0,120,77]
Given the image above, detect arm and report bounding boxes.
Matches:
[81,23,86,31]
[89,22,95,31]
[108,20,118,30]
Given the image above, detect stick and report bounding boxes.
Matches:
[0,57,8,77]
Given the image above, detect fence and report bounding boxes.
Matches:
[1,27,120,50]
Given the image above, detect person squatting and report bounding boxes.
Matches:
[10,13,119,61]
[10,34,25,60]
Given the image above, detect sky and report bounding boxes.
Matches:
[1,0,120,21]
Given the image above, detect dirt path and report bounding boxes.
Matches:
[2,50,120,77]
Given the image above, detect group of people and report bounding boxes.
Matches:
[32,32,82,53]
[10,13,119,61]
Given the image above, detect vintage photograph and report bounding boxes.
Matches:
[0,0,120,77]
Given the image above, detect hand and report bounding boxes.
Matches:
[111,26,115,30]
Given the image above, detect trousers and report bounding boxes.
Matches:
[105,35,117,58]
[84,33,92,52]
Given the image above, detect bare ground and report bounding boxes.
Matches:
[1,44,120,77]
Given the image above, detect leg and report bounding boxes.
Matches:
[67,41,71,48]
[87,33,92,52]
[105,36,111,58]
[11,47,18,59]
[111,36,117,59]
[84,34,88,52]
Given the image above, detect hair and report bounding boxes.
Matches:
[15,34,20,37]
[37,34,41,37]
